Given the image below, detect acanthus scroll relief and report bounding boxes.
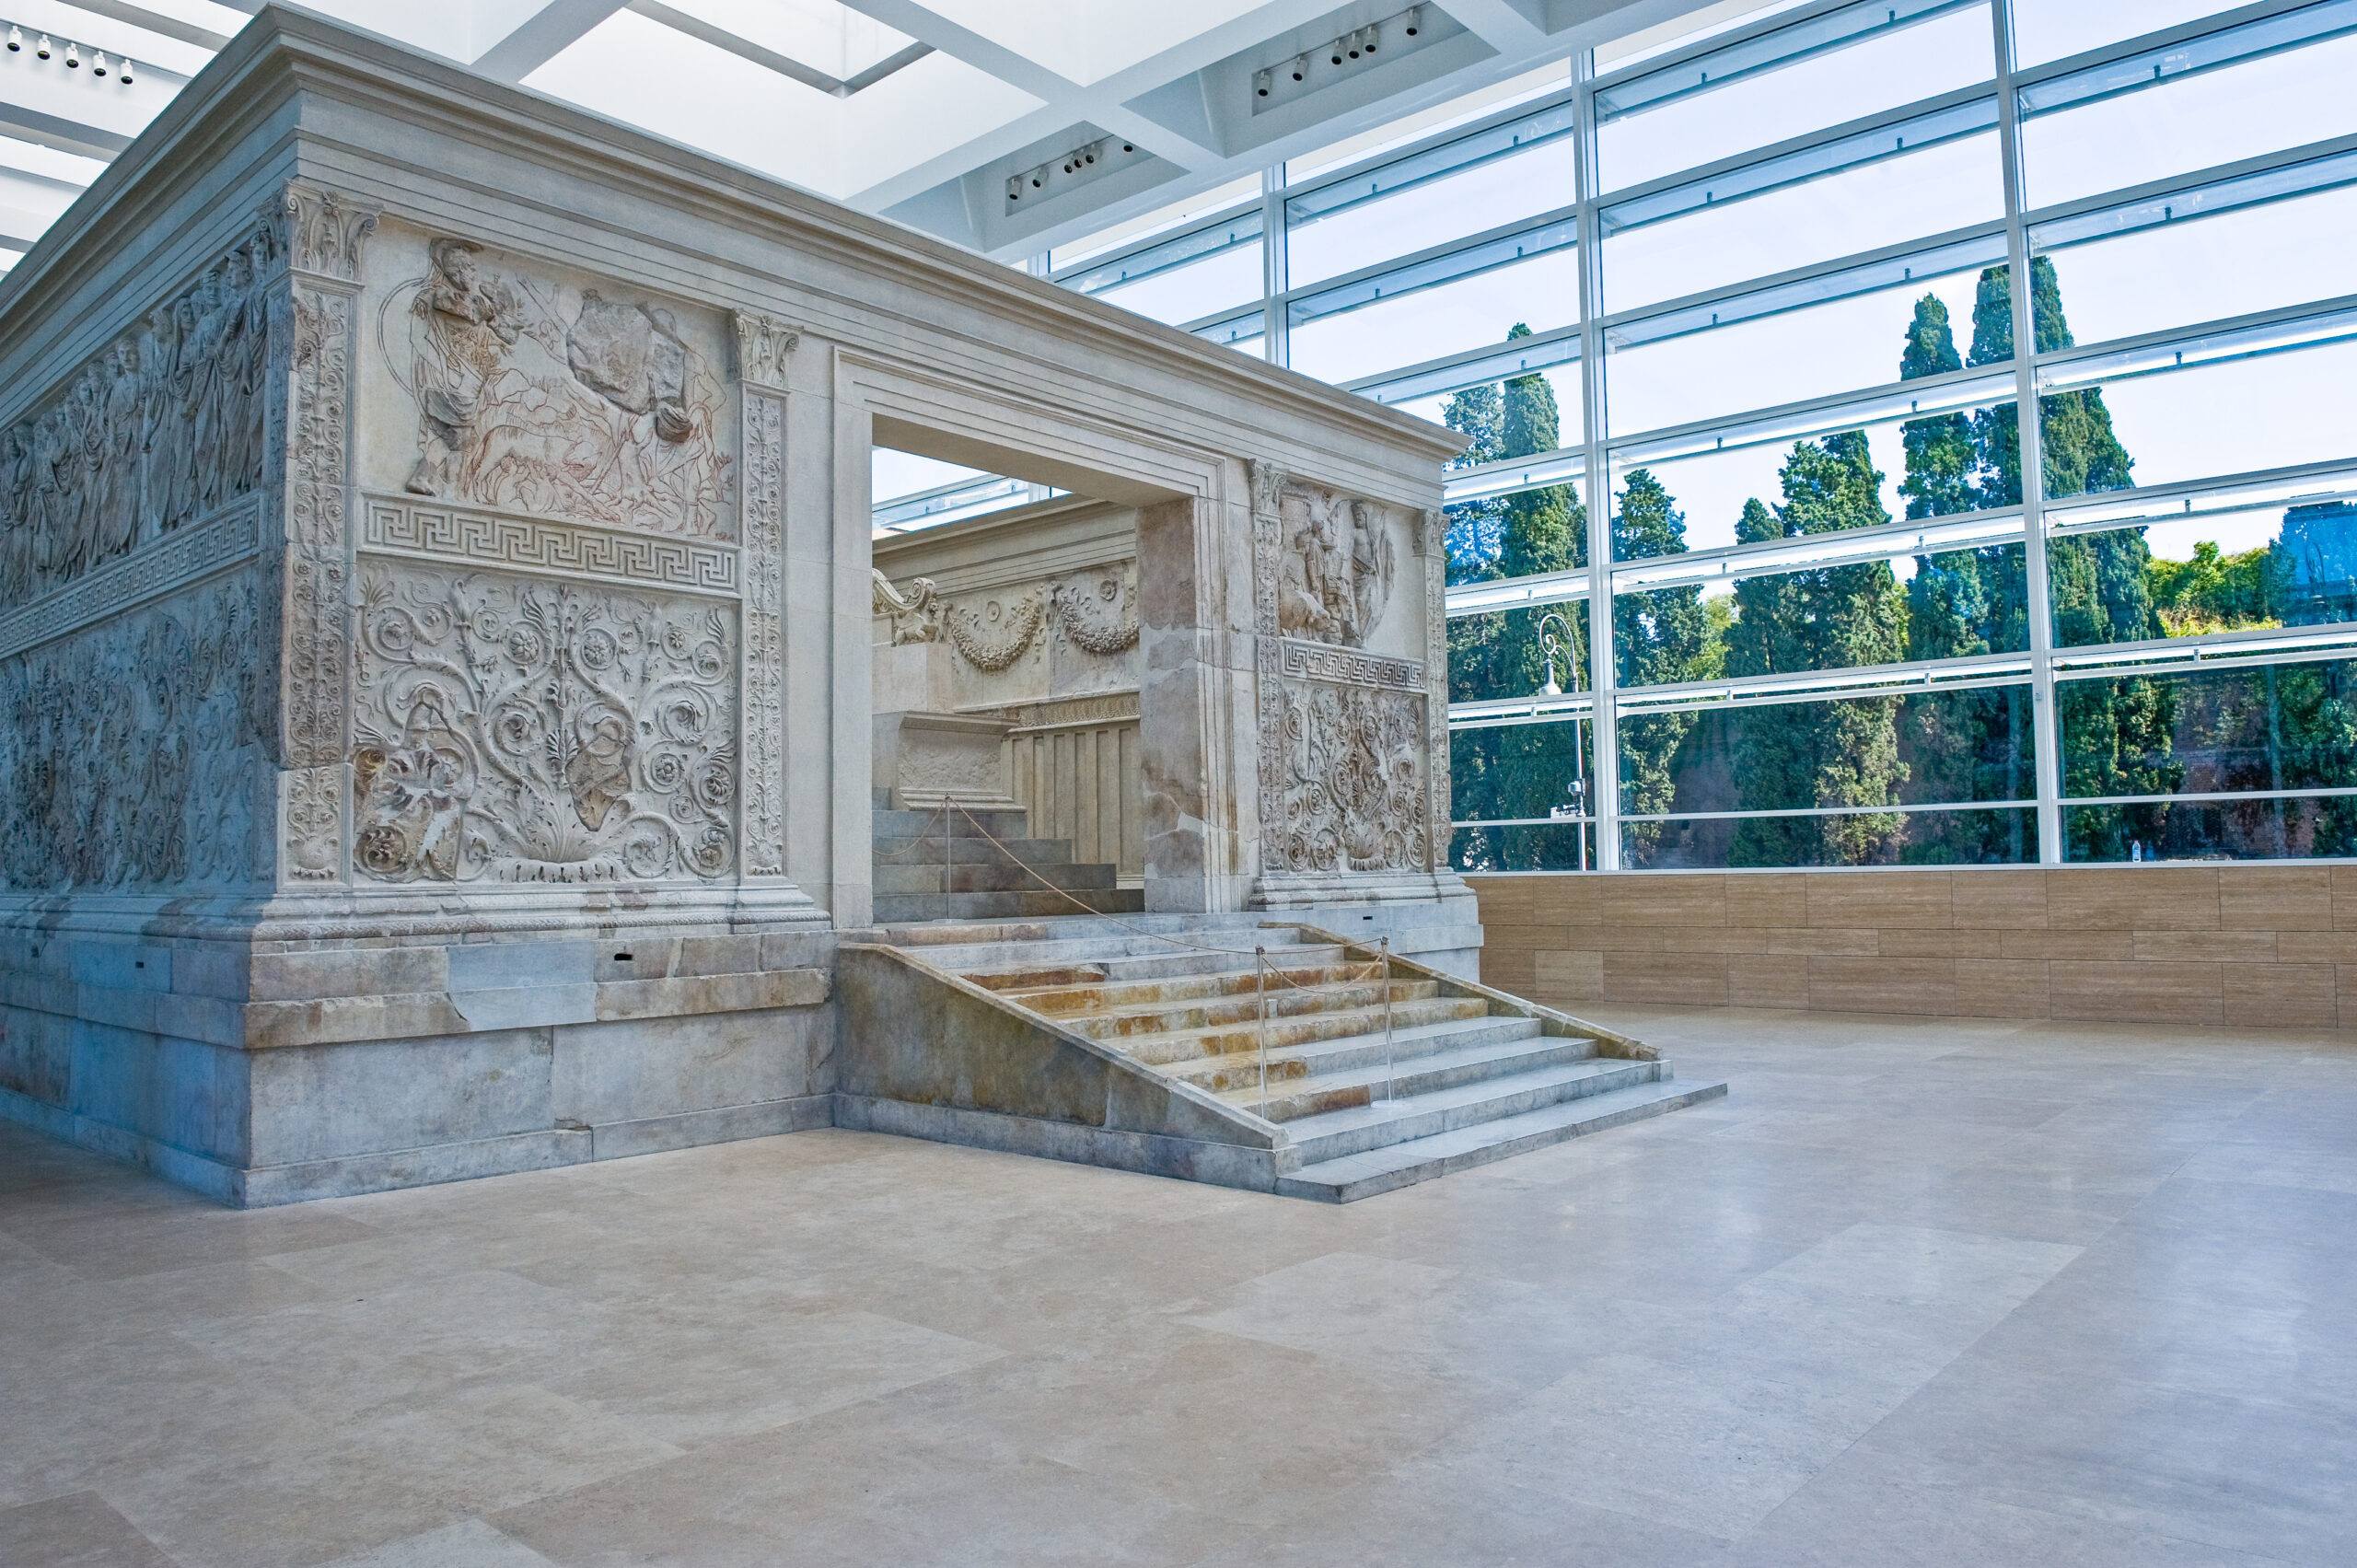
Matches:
[384,237,733,534]
[0,226,277,612]
[0,575,262,890]
[351,564,738,884]
[1269,682,1430,876]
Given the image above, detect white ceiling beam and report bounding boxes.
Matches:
[469,0,628,79]
[1439,0,1550,53]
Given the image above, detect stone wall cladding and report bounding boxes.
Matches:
[1469,866,2357,1030]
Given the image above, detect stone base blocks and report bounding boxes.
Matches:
[0,927,835,1206]
[839,914,1724,1202]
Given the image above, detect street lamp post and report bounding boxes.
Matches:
[1536,610,1590,872]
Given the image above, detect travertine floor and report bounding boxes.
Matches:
[6,1007,2356,1567]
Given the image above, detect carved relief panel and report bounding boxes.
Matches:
[357,225,737,538]
[350,562,738,884]
[1251,463,1438,884]
[0,225,279,614]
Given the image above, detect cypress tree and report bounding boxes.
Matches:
[1441,326,1588,868]
[1964,260,2175,858]
[1897,291,2034,862]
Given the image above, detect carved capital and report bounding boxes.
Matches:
[733,311,801,391]
[1417,506,1446,559]
[267,181,378,285]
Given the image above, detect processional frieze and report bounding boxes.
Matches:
[361,494,739,596]
[0,225,279,617]
[0,495,260,661]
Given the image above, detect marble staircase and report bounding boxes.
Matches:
[865,916,1726,1201]
[872,793,1143,923]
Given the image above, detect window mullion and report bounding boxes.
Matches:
[1262,165,1289,367]
[1575,46,1618,872]
[1993,0,2063,865]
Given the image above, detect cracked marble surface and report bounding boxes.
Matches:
[5,1006,2355,1565]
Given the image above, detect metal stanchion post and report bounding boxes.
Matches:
[1257,945,1270,1119]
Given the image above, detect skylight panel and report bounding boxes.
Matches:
[656,0,918,85]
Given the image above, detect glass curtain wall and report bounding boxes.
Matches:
[1042,0,2357,868]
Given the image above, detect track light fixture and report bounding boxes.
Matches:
[118,56,131,83]
[1404,6,1420,35]
[1290,53,1306,82]
[6,26,18,52]
[36,33,50,59]
[1007,138,1135,205]
[63,41,76,67]
[1255,66,1271,98]
[1260,7,1431,108]
[91,50,105,76]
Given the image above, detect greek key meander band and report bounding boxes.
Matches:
[361,495,740,597]
[0,496,261,661]
[1277,637,1424,692]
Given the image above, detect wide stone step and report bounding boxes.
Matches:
[872,807,1032,839]
[1056,978,1444,1042]
[1283,1058,1669,1167]
[871,888,1145,922]
[872,836,1079,865]
[1277,1079,1731,1202]
[1168,1015,1555,1098]
[1110,996,1492,1066]
[875,861,1118,895]
[954,941,1342,990]
[998,960,1384,1016]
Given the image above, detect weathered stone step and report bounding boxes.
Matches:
[1057,978,1445,1042]
[871,888,1146,922]
[1283,1059,1667,1167]
[1167,1015,1553,1097]
[1276,1079,1730,1202]
[875,861,1118,896]
[872,836,1080,865]
[998,960,1385,1016]
[1210,1031,1596,1120]
[872,807,1033,840]
[954,941,1342,990]
[1111,995,1493,1065]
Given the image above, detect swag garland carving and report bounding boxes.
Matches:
[1051,574,1139,656]
[351,564,739,884]
[0,576,262,889]
[0,226,278,612]
[944,591,1046,671]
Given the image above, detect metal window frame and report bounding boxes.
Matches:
[1007,0,2357,871]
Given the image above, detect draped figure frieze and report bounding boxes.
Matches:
[0,226,279,613]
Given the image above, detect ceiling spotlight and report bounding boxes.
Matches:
[118,57,131,83]
[1121,142,1133,152]
[1008,177,1021,201]
[1364,25,1378,52]
[6,26,18,52]
[1031,174,1041,187]
[92,51,106,76]
[1404,6,1421,36]
[1329,40,1343,64]
[1290,53,1306,82]
[36,34,51,59]
[1254,67,1271,98]
[64,42,79,68]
